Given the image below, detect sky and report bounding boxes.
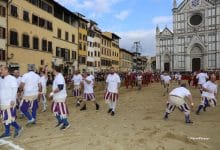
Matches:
[54,0,183,56]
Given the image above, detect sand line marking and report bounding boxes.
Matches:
[0,139,24,150]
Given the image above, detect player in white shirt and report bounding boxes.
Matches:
[196,74,218,115]
[71,70,82,107]
[177,73,182,85]
[104,67,121,116]
[39,68,48,112]
[160,72,164,86]
[163,73,171,96]
[163,84,194,124]
[136,72,143,90]
[0,66,22,138]
[49,66,70,130]
[19,65,42,126]
[13,69,23,117]
[196,70,209,93]
[79,71,99,111]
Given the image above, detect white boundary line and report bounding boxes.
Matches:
[0,139,24,150]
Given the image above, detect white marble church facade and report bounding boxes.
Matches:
[156,0,220,72]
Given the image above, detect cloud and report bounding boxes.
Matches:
[152,16,172,25]
[115,10,130,21]
[118,29,156,56]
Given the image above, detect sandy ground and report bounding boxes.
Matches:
[0,81,220,150]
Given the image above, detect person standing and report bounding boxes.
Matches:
[80,71,100,111]
[136,72,143,90]
[19,65,42,126]
[104,67,121,116]
[39,67,48,112]
[71,70,83,107]
[163,84,194,124]
[196,70,209,93]
[196,74,218,115]
[163,73,171,96]
[50,66,70,130]
[0,65,22,138]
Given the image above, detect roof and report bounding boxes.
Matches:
[120,48,133,55]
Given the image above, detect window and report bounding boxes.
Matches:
[0,27,6,39]
[11,5,18,17]
[23,11,29,22]
[42,39,47,51]
[39,17,45,27]
[79,33,82,40]
[0,5,6,17]
[0,49,5,61]
[79,43,82,50]
[57,29,61,38]
[47,21,53,31]
[65,32,69,41]
[22,34,30,48]
[10,31,18,45]
[72,51,76,60]
[32,14,38,25]
[33,37,39,50]
[48,41,52,52]
[83,44,86,51]
[72,34,75,43]
[56,47,61,57]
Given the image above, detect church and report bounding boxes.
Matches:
[156,0,220,72]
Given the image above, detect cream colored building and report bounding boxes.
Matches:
[87,20,101,73]
[52,1,78,75]
[101,33,112,71]
[7,0,53,74]
[0,0,6,65]
[119,48,133,72]
[103,32,120,71]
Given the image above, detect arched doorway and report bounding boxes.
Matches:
[164,54,170,72]
[191,45,203,72]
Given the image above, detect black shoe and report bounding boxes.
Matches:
[203,106,207,112]
[60,124,70,130]
[55,122,62,128]
[108,109,112,113]
[196,111,200,115]
[0,133,10,139]
[111,111,115,116]
[96,103,100,110]
[80,105,86,111]
[186,120,193,124]
[14,127,23,138]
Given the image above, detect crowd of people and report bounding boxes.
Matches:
[0,65,218,140]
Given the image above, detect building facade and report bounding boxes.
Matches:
[101,33,112,71]
[77,13,88,72]
[0,0,6,65]
[119,48,133,72]
[103,32,120,71]
[7,0,54,73]
[156,0,220,72]
[53,1,78,75]
[87,20,101,73]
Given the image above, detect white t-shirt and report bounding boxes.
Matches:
[16,76,22,87]
[163,75,171,84]
[196,73,209,85]
[40,75,47,94]
[169,87,191,98]
[72,74,82,86]
[83,76,94,93]
[160,74,164,81]
[53,73,67,100]
[21,71,40,96]
[106,73,121,93]
[177,74,182,80]
[202,81,217,99]
[137,75,142,81]
[0,75,18,106]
